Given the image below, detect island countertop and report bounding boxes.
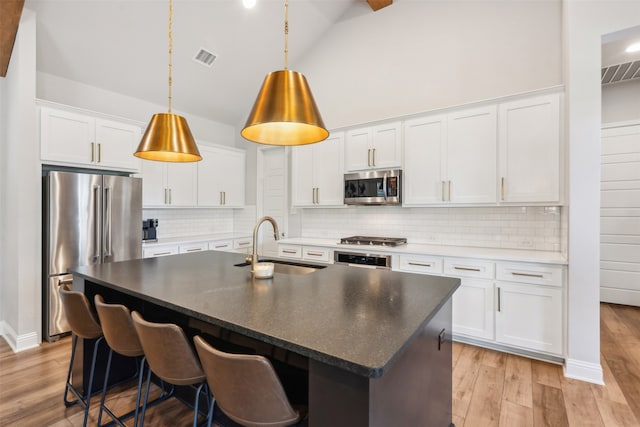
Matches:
[71,251,459,378]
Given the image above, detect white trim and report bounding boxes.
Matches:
[0,321,40,353]
[601,288,640,307]
[563,358,604,385]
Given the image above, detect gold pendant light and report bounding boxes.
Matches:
[241,0,328,146]
[135,0,201,162]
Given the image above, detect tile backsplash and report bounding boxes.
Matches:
[296,206,563,251]
[142,208,234,239]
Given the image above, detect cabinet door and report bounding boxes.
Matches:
[403,115,447,205]
[141,161,167,207]
[447,106,497,204]
[196,146,224,207]
[345,127,372,171]
[370,122,402,169]
[219,150,245,207]
[40,107,94,165]
[166,163,197,207]
[291,144,316,206]
[498,94,561,203]
[452,278,495,340]
[95,119,142,171]
[315,132,344,206]
[495,282,562,355]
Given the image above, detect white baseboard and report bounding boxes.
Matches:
[564,358,604,384]
[601,288,640,307]
[0,321,40,353]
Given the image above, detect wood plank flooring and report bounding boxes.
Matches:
[1,302,639,426]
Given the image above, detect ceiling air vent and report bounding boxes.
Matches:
[193,48,217,68]
[601,60,640,85]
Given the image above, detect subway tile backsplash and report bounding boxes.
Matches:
[142,208,234,239]
[297,206,562,251]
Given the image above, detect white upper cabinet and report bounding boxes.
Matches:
[197,145,246,208]
[447,106,497,204]
[292,132,344,207]
[498,93,561,204]
[40,106,142,172]
[142,161,197,207]
[403,106,497,205]
[345,121,402,171]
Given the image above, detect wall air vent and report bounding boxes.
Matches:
[193,48,217,67]
[601,60,640,85]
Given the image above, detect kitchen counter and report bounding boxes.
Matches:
[279,237,568,264]
[141,232,251,247]
[71,250,459,426]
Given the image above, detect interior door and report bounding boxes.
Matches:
[259,147,286,258]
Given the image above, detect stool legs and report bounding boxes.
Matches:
[63,335,104,427]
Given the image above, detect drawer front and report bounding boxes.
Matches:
[497,262,564,287]
[302,246,331,263]
[179,242,208,254]
[278,245,302,259]
[209,240,233,251]
[444,258,495,279]
[143,244,178,258]
[398,254,444,275]
[233,238,253,250]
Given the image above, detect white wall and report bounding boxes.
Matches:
[0,8,40,351]
[562,0,640,384]
[602,80,640,124]
[37,72,236,147]
[297,0,563,129]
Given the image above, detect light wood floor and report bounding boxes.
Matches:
[1,302,639,426]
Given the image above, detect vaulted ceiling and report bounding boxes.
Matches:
[22,0,390,127]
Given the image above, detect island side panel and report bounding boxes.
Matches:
[308,298,453,427]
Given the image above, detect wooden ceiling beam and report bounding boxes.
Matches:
[367,0,392,12]
[0,0,25,77]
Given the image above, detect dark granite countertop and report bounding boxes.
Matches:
[71,251,459,378]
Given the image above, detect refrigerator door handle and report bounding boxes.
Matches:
[104,186,112,258]
[93,185,102,262]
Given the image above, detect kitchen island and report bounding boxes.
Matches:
[71,250,460,427]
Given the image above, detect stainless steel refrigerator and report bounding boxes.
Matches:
[43,171,142,341]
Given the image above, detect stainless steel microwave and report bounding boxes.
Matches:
[344,169,402,205]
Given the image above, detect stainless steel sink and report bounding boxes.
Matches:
[234,259,326,275]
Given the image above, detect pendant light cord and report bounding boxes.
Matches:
[168,0,173,113]
[284,0,288,70]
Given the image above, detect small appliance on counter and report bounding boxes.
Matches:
[142,218,158,242]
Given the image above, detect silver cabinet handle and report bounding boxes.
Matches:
[307,252,324,257]
[97,143,102,163]
[91,142,95,162]
[223,192,226,205]
[104,186,112,257]
[186,248,202,252]
[448,180,452,201]
[316,187,319,204]
[367,149,372,167]
[408,262,433,267]
[501,177,505,201]
[512,272,544,279]
[497,287,501,312]
[282,250,297,254]
[164,188,168,205]
[169,188,172,205]
[442,181,445,202]
[214,244,229,248]
[454,266,481,272]
[237,241,250,246]
[372,148,376,167]
[155,251,171,256]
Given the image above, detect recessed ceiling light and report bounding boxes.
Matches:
[243,0,256,9]
[626,42,640,53]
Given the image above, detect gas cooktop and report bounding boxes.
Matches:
[339,236,407,247]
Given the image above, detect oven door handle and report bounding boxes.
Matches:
[382,173,388,201]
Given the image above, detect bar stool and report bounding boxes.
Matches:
[59,285,104,427]
[193,335,301,427]
[94,295,170,427]
[131,311,209,427]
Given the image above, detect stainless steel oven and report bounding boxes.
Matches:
[344,169,402,205]
[334,251,392,269]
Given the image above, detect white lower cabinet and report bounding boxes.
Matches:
[143,244,178,258]
[495,282,562,355]
[452,278,495,340]
[178,242,208,254]
[209,240,233,251]
[278,244,332,264]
